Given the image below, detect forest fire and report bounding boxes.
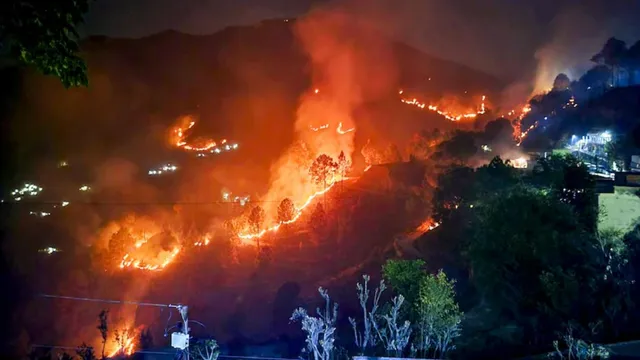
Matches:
[104,326,138,357]
[171,115,238,154]
[399,91,487,121]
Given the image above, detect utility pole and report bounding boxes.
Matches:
[39,294,190,359]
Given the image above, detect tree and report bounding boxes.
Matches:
[0,0,92,87]
[190,339,220,360]
[591,37,628,86]
[483,118,514,143]
[309,154,338,188]
[361,139,384,165]
[414,270,462,359]
[248,206,265,234]
[97,310,109,359]
[435,130,478,162]
[432,165,477,222]
[108,229,133,266]
[382,259,427,307]
[290,288,338,360]
[337,151,351,179]
[528,154,598,232]
[371,295,412,357]
[349,274,386,355]
[76,343,97,360]
[552,73,571,91]
[277,198,296,223]
[467,186,600,346]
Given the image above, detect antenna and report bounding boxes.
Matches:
[39,294,191,359]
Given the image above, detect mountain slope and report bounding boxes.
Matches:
[2,18,503,176]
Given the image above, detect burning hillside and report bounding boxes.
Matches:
[1,6,547,359]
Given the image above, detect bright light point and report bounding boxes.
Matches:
[79,185,90,191]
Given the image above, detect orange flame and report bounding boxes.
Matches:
[399,91,487,121]
[171,115,237,153]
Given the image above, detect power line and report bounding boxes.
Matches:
[39,294,179,308]
[0,190,386,206]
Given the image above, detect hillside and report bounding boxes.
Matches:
[1,18,503,179]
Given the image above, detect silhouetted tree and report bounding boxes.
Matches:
[77,343,96,360]
[97,310,109,359]
[0,0,92,87]
[483,118,513,143]
[337,151,351,179]
[248,206,265,234]
[277,198,296,223]
[309,154,338,188]
[592,37,628,86]
[552,73,571,91]
[435,130,478,162]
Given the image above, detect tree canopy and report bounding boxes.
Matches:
[0,0,91,87]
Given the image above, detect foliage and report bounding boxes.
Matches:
[76,343,97,360]
[291,287,338,360]
[310,154,338,187]
[414,270,462,359]
[550,326,610,360]
[528,154,598,232]
[432,156,518,223]
[431,165,477,222]
[382,259,427,307]
[190,339,220,360]
[467,185,601,350]
[435,130,478,162]
[248,206,265,234]
[0,0,92,87]
[348,275,386,355]
[383,261,463,358]
[277,198,296,223]
[371,295,412,357]
[483,118,514,143]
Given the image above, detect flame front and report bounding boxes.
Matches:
[399,91,487,121]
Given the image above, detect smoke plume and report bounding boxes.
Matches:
[261,1,398,218]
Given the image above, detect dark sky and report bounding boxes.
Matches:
[83,0,640,80]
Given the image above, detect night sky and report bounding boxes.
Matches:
[82,0,640,79]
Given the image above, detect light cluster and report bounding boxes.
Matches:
[148,163,178,176]
[11,183,43,201]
